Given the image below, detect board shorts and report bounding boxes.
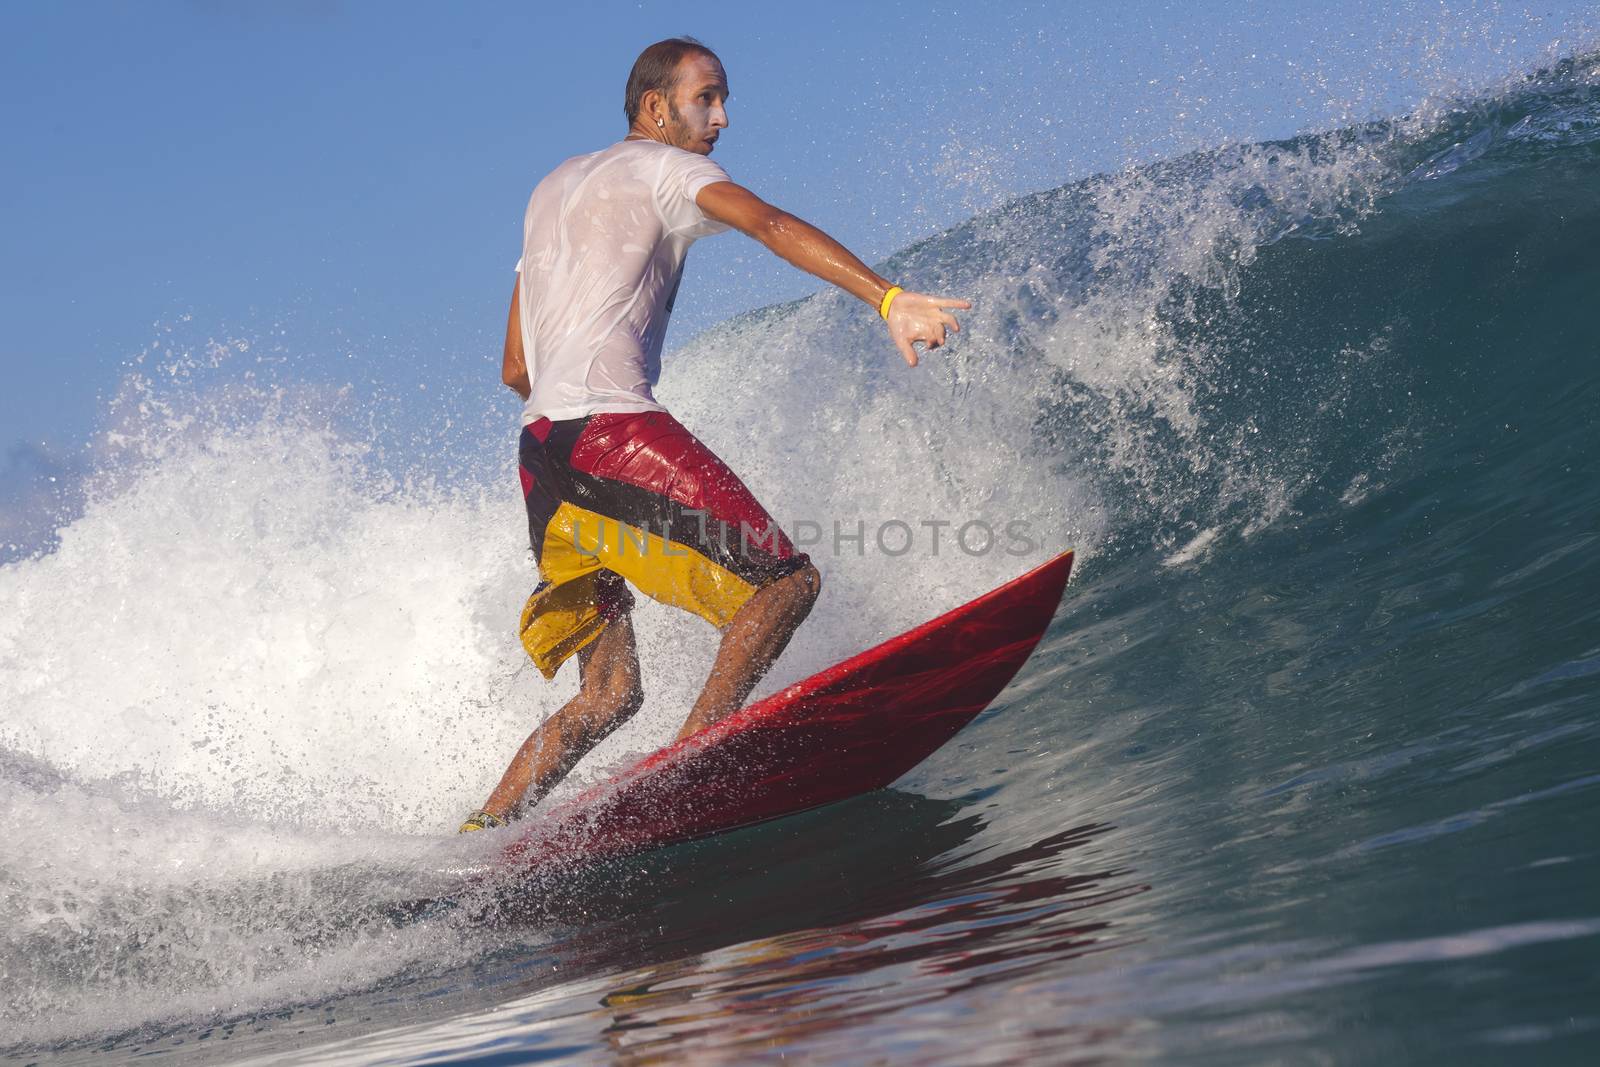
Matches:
[516,410,811,680]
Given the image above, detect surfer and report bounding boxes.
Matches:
[462,37,969,832]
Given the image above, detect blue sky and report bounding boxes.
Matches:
[1,0,1594,480]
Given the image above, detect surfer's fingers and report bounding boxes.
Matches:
[939,311,962,332]
[893,331,919,367]
[928,294,972,310]
[922,319,950,351]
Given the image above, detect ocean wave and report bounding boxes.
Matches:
[4,46,1599,1056]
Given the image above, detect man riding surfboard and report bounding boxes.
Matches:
[462,37,969,832]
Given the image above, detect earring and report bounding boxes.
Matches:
[656,118,664,128]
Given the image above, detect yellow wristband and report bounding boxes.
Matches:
[878,285,904,320]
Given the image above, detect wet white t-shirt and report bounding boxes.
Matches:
[514,139,732,423]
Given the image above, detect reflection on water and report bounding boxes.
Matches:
[586,816,1140,1064]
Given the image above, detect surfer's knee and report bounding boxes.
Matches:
[786,562,821,613]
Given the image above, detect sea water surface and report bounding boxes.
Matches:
[4,47,1600,1066]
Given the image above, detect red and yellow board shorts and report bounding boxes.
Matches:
[516,410,811,679]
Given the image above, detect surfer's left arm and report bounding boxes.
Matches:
[696,181,970,368]
[501,276,531,400]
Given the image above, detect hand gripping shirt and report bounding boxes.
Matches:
[514,140,732,423]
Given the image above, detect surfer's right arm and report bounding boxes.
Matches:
[502,276,531,400]
[695,180,971,368]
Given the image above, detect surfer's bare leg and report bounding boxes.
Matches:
[676,563,821,740]
[481,613,644,821]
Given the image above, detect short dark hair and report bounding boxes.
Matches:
[624,37,721,126]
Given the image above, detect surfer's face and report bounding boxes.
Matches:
[664,54,729,156]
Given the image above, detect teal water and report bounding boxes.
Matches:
[3,52,1600,1066]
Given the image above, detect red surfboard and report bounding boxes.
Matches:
[498,550,1074,872]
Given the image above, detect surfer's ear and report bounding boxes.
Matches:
[637,88,667,128]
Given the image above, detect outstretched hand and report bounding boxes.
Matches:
[886,291,972,366]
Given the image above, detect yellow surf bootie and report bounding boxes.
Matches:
[458,809,507,834]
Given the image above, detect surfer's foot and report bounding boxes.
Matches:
[458,809,506,833]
